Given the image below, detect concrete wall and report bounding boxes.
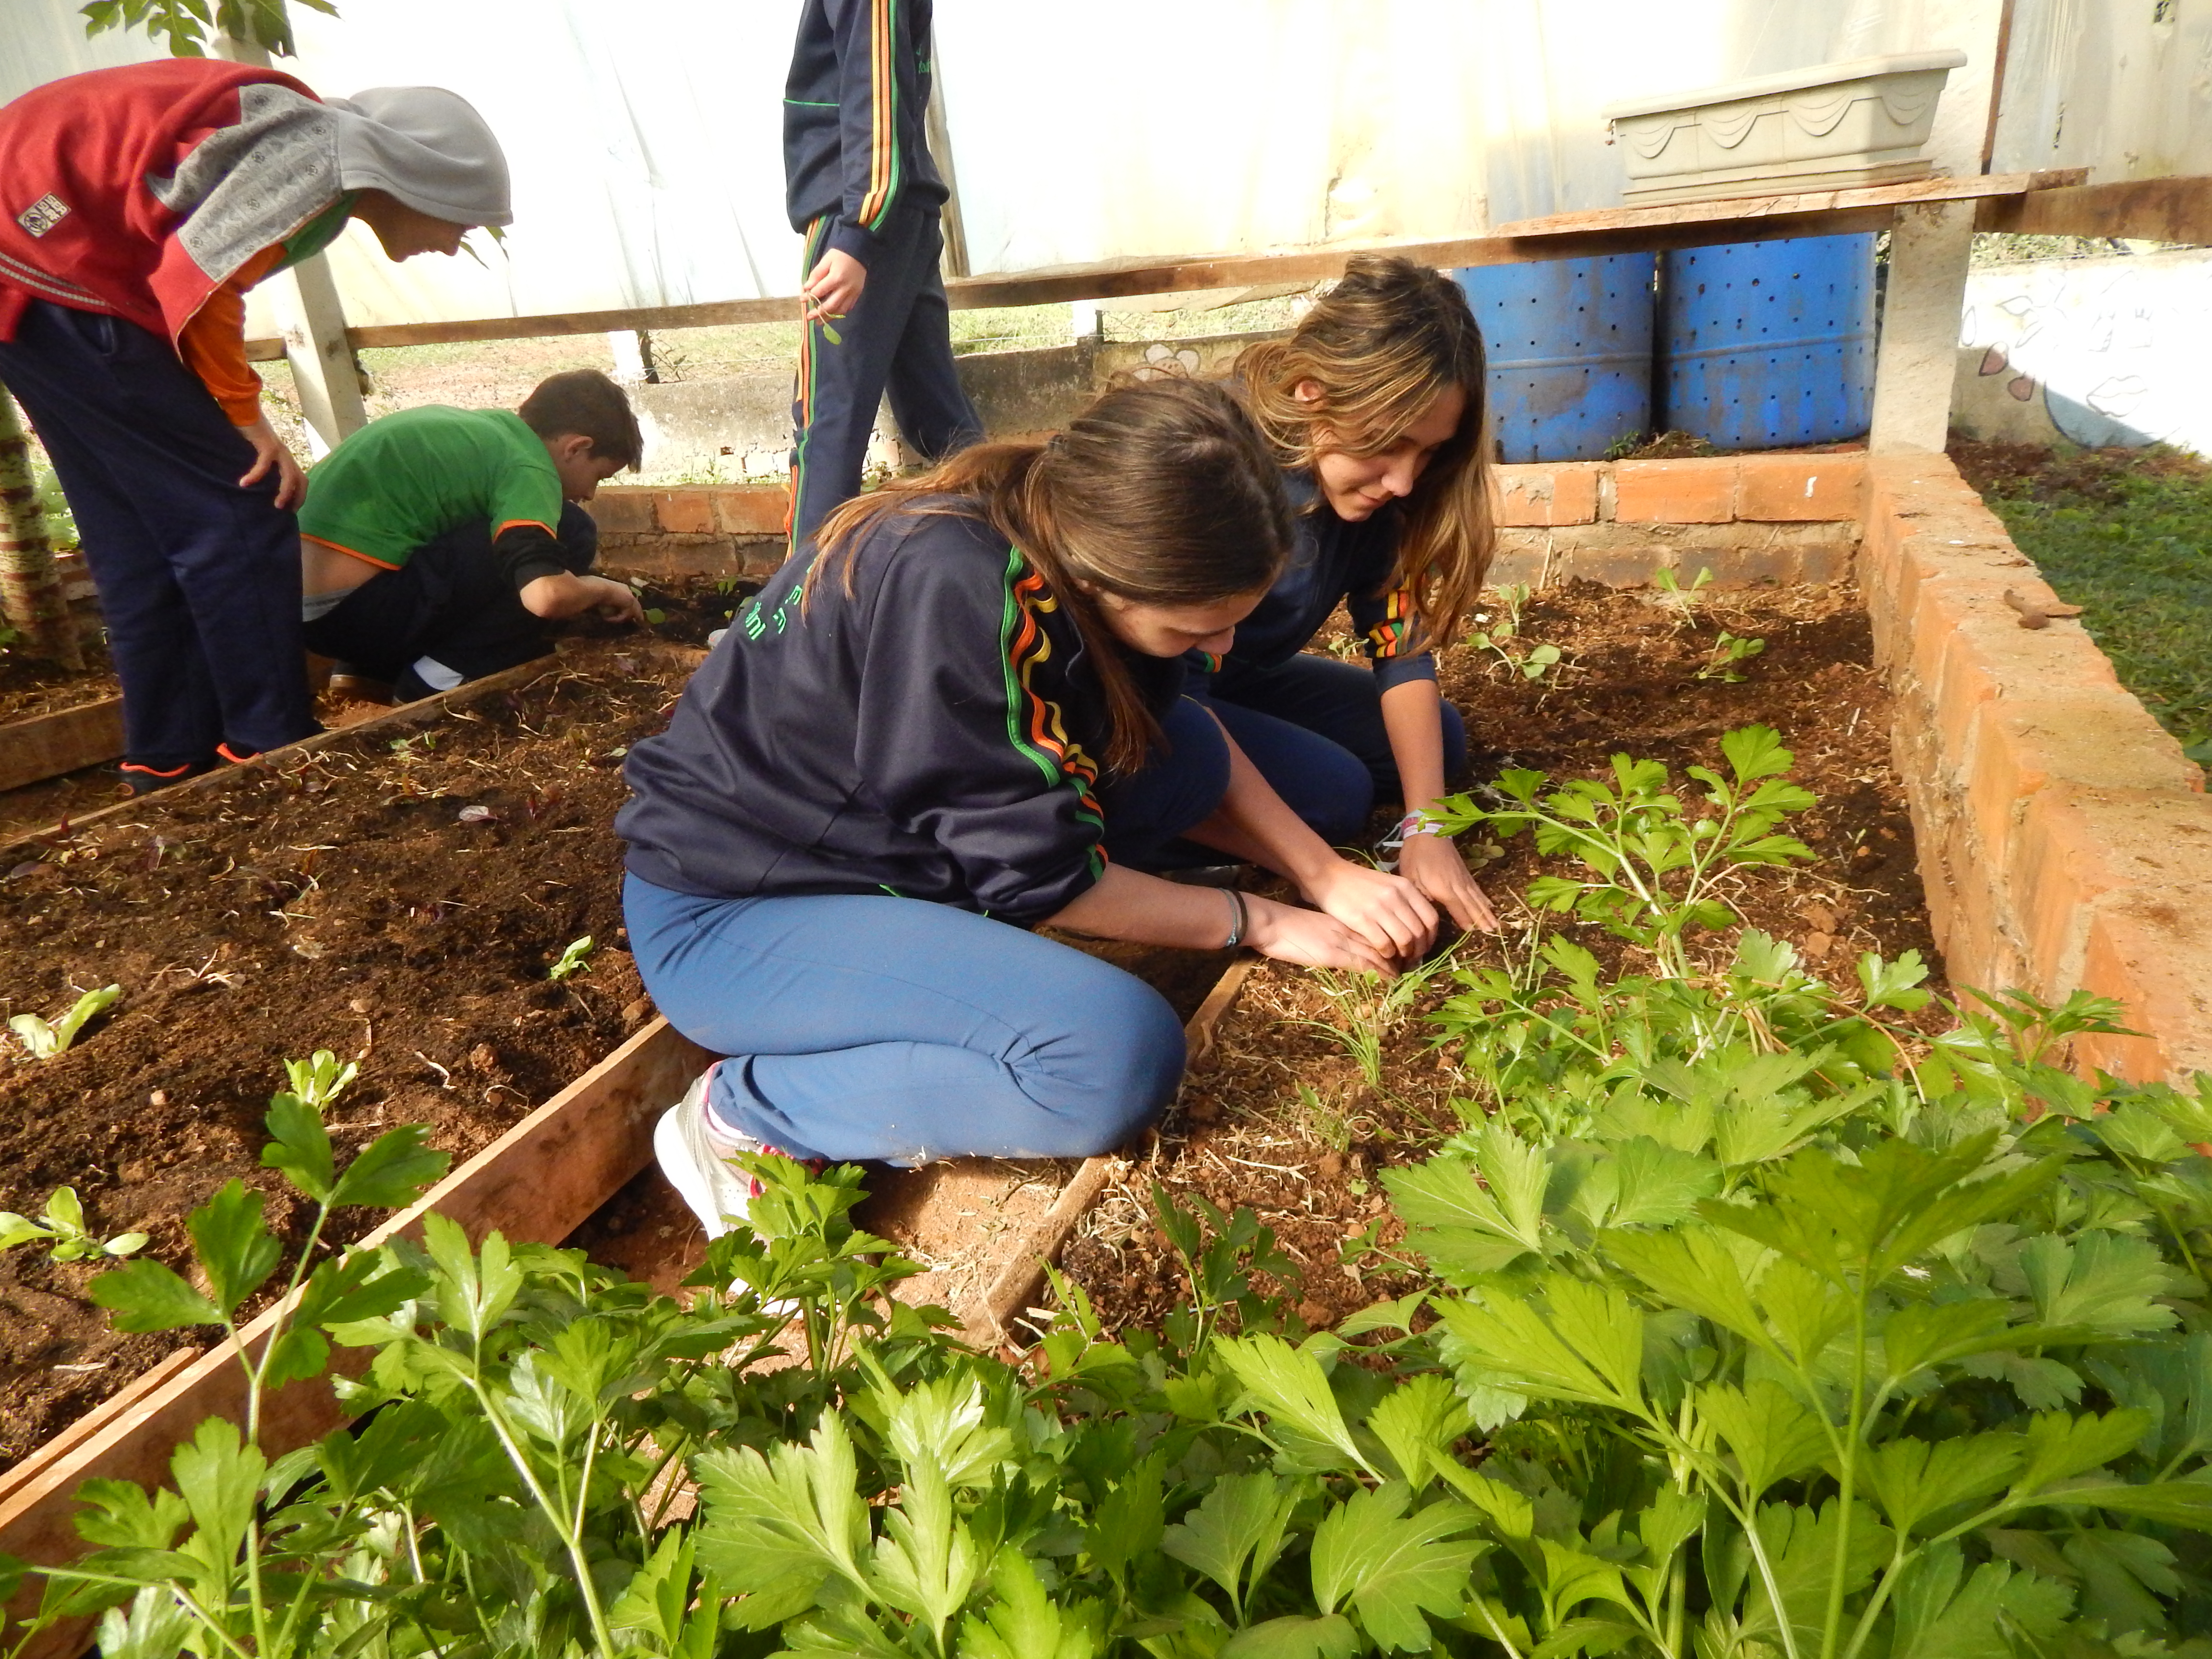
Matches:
[1952,249,2212,457]
[626,330,1279,485]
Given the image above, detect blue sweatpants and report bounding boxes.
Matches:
[623,697,1230,1162]
[788,202,983,551]
[1198,654,1469,846]
[0,301,316,769]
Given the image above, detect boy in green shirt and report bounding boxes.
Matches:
[299,369,645,700]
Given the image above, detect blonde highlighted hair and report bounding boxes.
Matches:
[811,378,1292,775]
[1236,254,1495,655]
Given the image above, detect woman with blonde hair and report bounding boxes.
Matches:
[619,378,1440,1236]
[1207,254,1500,932]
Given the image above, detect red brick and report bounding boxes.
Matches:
[1493,464,1599,528]
[1735,455,1865,522]
[585,488,655,534]
[713,488,787,536]
[655,490,713,534]
[1554,546,1672,588]
[2011,787,2212,988]
[2074,894,2212,1083]
[1613,459,1738,523]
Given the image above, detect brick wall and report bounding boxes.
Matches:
[1491,455,1862,588]
[585,486,788,579]
[1861,457,2212,1082]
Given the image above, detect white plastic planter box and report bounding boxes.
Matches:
[1603,50,1968,206]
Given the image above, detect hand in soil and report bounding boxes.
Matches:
[1245,893,1399,975]
[1394,830,1499,933]
[1298,858,1438,965]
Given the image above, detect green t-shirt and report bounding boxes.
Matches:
[298,407,562,571]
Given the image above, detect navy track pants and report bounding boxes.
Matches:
[0,301,316,768]
[787,203,982,552]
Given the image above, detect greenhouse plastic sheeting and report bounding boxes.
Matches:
[0,0,2068,331]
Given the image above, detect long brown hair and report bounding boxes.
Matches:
[812,377,1291,774]
[1236,254,1495,654]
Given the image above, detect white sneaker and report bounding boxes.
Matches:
[653,1063,768,1239]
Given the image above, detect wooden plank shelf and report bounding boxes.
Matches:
[244,168,2106,361]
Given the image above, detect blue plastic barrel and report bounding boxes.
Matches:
[1658,234,1876,449]
[1455,255,1655,463]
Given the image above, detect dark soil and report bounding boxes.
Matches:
[0,639,116,725]
[0,648,687,1470]
[1948,434,2211,505]
[600,569,763,649]
[1062,578,1941,1339]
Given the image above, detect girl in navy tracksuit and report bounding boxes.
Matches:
[1201,255,1503,934]
[617,379,1442,1237]
[782,0,982,551]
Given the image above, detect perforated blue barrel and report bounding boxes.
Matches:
[1454,255,1655,462]
[1658,234,1876,449]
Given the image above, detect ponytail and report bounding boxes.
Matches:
[814,378,1291,774]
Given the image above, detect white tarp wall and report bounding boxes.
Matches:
[1989,0,2212,182]
[0,0,2119,336]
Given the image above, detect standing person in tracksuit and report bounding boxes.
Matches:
[782,0,983,553]
[0,59,511,793]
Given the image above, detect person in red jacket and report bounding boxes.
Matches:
[0,59,512,791]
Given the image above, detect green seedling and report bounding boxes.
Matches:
[0,1187,146,1263]
[548,934,595,981]
[1652,562,1713,621]
[283,1049,358,1111]
[1467,585,1564,682]
[9,983,121,1058]
[1428,724,1815,979]
[387,730,438,757]
[820,321,843,345]
[643,607,668,625]
[1696,629,1766,681]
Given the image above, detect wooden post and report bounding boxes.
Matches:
[213,34,368,454]
[0,388,81,668]
[925,77,970,281]
[1868,199,1978,454]
[269,257,370,455]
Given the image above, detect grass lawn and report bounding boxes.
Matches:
[1951,438,2212,770]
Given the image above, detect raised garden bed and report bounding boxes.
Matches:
[0,644,694,1467]
[1062,574,1943,1333]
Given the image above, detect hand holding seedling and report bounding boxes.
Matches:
[1301,858,1439,966]
[1239,894,1400,976]
[1395,829,1500,933]
[801,247,866,330]
[234,414,306,510]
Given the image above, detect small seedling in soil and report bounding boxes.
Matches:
[548,934,595,981]
[0,1187,146,1263]
[1695,629,1766,681]
[1651,562,1713,622]
[8,982,121,1058]
[284,1049,359,1111]
[1466,584,1564,683]
[1428,723,1815,980]
[387,730,438,758]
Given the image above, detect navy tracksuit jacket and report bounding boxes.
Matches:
[782,0,982,551]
